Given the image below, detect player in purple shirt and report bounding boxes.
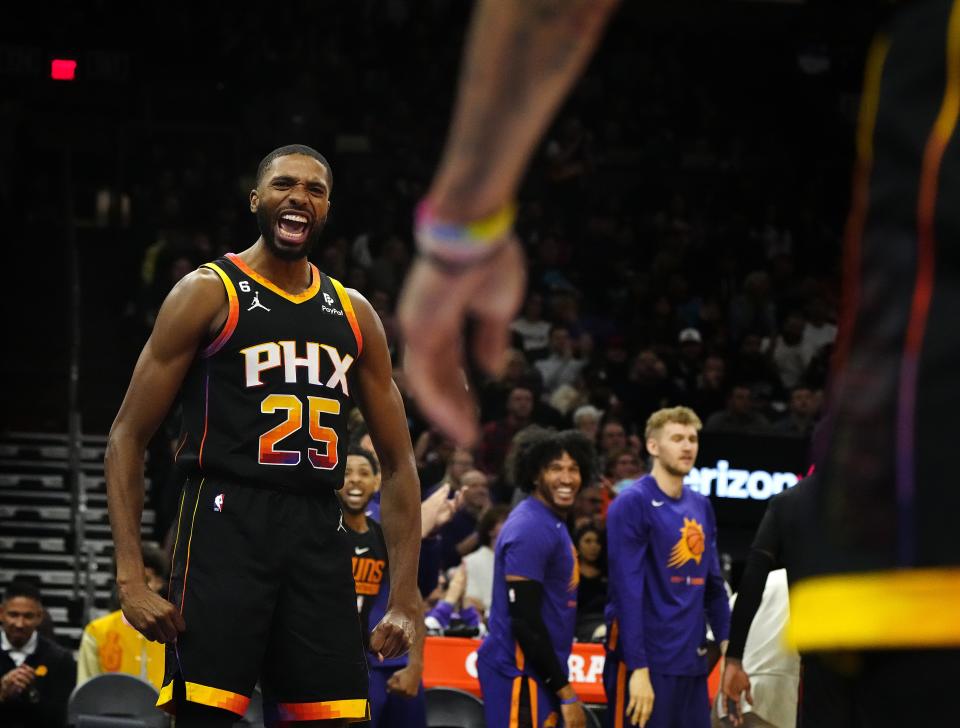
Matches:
[604,407,730,728]
[478,430,594,728]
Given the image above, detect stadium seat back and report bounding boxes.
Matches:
[425,686,486,728]
[68,673,168,728]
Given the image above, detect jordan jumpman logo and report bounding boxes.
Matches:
[248,291,270,312]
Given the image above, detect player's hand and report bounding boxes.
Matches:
[720,658,753,727]
[627,667,655,727]
[369,605,417,661]
[0,665,36,700]
[386,664,422,699]
[398,237,525,446]
[119,581,185,643]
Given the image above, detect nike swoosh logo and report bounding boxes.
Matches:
[697,647,708,656]
[354,547,370,555]
[652,500,664,507]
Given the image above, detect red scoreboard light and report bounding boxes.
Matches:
[51,59,77,81]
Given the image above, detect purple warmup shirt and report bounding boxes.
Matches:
[605,475,730,675]
[478,496,578,677]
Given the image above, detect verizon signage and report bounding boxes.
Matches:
[685,459,799,501]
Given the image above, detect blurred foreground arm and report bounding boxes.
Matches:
[399,0,619,446]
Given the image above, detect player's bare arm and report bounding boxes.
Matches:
[399,0,619,446]
[427,0,620,220]
[349,288,422,659]
[386,596,426,699]
[104,268,226,643]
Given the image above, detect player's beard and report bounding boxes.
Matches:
[661,456,693,478]
[257,206,326,261]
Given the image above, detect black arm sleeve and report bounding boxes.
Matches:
[726,548,775,661]
[507,580,569,692]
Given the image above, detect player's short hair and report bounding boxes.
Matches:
[3,580,42,605]
[347,446,380,476]
[142,544,170,580]
[256,144,333,191]
[516,430,595,493]
[644,406,703,441]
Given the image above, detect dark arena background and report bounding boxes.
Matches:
[2,1,889,726]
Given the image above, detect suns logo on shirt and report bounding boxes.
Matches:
[666,517,706,568]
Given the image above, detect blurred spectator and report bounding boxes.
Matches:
[461,505,512,620]
[729,271,778,343]
[574,525,607,640]
[622,350,675,430]
[439,470,492,570]
[672,328,705,397]
[768,312,808,389]
[705,385,771,434]
[413,430,457,491]
[772,385,819,438]
[801,298,837,364]
[77,545,169,690]
[572,405,603,443]
[479,386,535,477]
[690,354,728,422]
[478,348,537,422]
[606,448,645,493]
[535,325,587,396]
[731,334,783,398]
[424,566,483,637]
[572,485,605,531]
[510,292,551,361]
[0,582,75,728]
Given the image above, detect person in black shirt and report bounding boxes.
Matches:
[0,581,75,728]
[338,447,427,728]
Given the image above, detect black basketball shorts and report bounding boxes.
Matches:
[156,477,370,723]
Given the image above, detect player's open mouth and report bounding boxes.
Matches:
[276,211,311,244]
[344,488,366,506]
[555,487,574,500]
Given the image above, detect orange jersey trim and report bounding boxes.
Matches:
[225,252,321,303]
[202,262,240,357]
[833,35,890,376]
[156,680,251,716]
[509,675,522,728]
[528,677,539,727]
[167,488,187,600]
[330,276,363,357]
[272,698,370,722]
[179,479,205,614]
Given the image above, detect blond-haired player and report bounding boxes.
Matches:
[604,407,730,727]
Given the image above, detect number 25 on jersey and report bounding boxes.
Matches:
[259,394,339,469]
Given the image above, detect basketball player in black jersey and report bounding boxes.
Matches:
[105,144,421,727]
[397,1,960,724]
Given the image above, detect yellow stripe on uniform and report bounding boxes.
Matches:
[788,567,960,650]
[329,277,363,357]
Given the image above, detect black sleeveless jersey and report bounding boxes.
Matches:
[175,252,363,492]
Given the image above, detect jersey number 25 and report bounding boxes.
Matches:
[258,394,339,469]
